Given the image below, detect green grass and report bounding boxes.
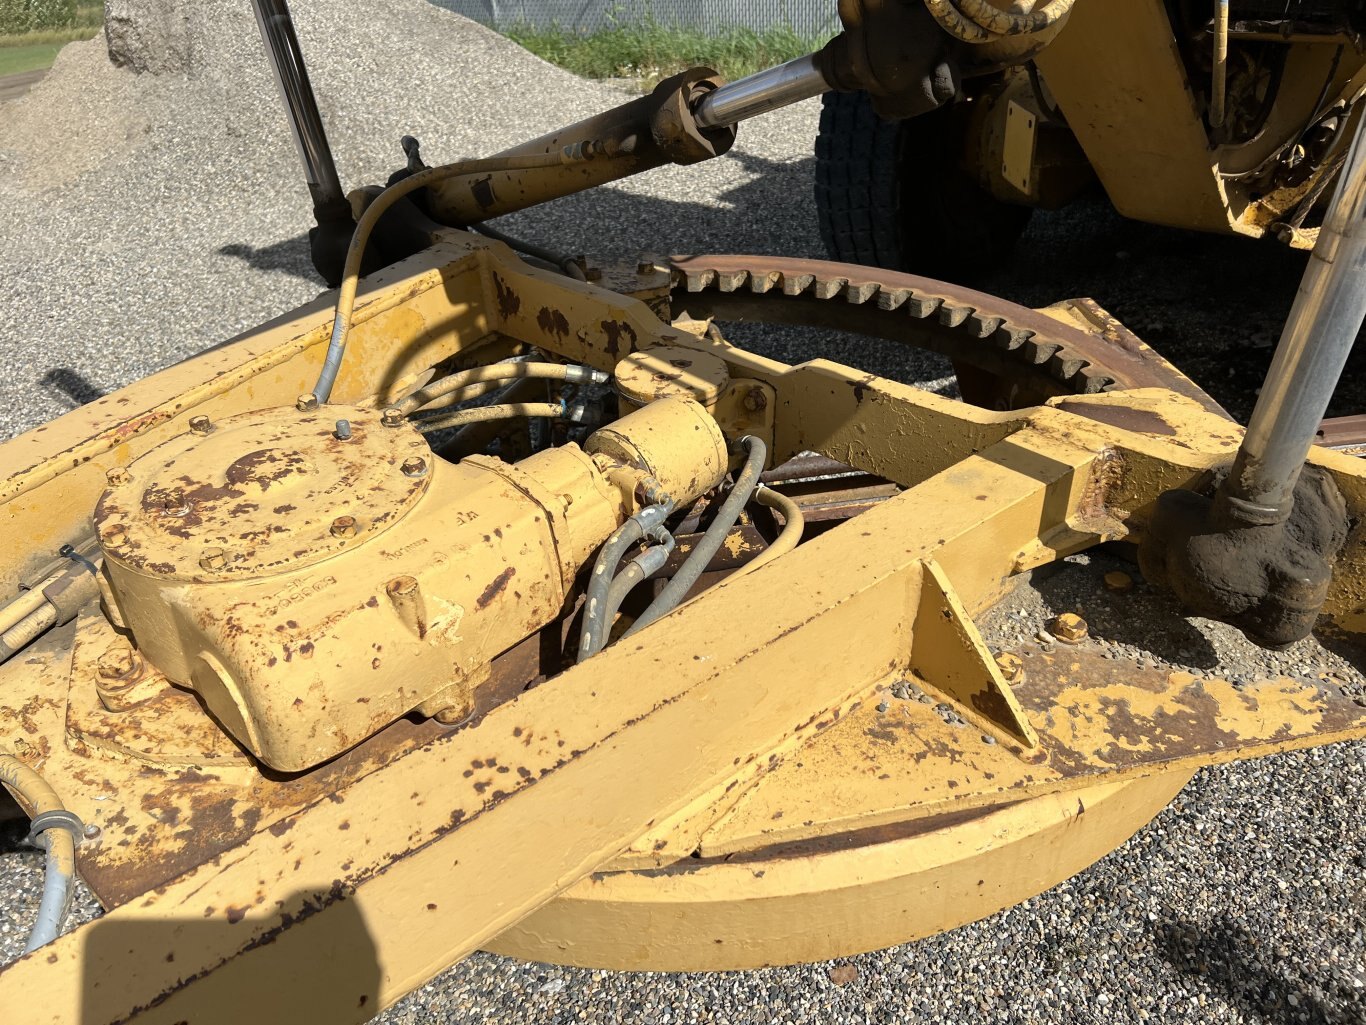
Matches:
[0,39,62,75]
[505,21,831,89]
[0,5,100,75]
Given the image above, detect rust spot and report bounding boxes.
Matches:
[493,273,521,319]
[1055,400,1177,437]
[477,567,517,609]
[600,319,638,358]
[536,306,570,340]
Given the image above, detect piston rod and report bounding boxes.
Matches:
[1225,117,1366,522]
[250,0,346,217]
[693,54,831,130]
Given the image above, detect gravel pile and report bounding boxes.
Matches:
[1,3,1363,1022]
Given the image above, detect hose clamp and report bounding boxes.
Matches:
[27,809,84,848]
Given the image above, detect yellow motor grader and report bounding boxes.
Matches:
[1,0,1366,1021]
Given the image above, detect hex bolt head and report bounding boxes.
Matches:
[82,823,101,840]
[334,418,353,441]
[200,547,228,571]
[1048,613,1089,644]
[105,467,130,487]
[96,643,137,680]
[400,456,428,478]
[386,574,419,598]
[743,387,768,413]
[331,515,358,539]
[1103,571,1134,594]
[994,651,1024,683]
[296,393,319,412]
[188,415,213,436]
[381,407,404,428]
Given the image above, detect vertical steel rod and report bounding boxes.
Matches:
[1226,117,1366,521]
[250,0,346,216]
[1210,0,1230,130]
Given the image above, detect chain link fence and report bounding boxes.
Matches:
[428,1,840,36]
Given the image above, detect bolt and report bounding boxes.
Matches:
[1103,571,1134,594]
[331,515,358,538]
[82,823,101,840]
[743,387,768,413]
[994,651,1024,683]
[387,575,419,598]
[104,527,129,549]
[1049,613,1089,644]
[105,467,130,487]
[637,254,665,275]
[381,407,404,428]
[296,393,319,412]
[200,547,228,571]
[96,643,137,680]
[334,419,352,441]
[400,456,428,478]
[434,704,473,727]
[188,415,213,436]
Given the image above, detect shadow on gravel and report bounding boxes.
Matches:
[219,236,319,282]
[1155,915,1345,1025]
[40,368,103,408]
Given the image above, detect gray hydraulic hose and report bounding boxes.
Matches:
[577,505,673,662]
[0,754,80,956]
[578,529,674,661]
[624,436,767,638]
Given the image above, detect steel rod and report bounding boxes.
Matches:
[250,0,346,215]
[693,55,830,130]
[1210,0,1230,129]
[1227,116,1366,521]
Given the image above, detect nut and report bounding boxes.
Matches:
[381,407,404,428]
[743,387,768,413]
[331,515,358,539]
[994,651,1024,683]
[82,823,102,840]
[199,547,228,571]
[386,575,419,598]
[1048,613,1089,644]
[1103,571,1134,594]
[400,456,428,478]
[188,415,213,436]
[334,419,352,441]
[96,643,138,681]
[296,392,319,412]
[105,467,130,487]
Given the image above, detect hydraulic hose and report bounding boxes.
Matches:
[733,486,805,578]
[578,533,674,661]
[953,0,1075,36]
[468,222,588,280]
[310,150,580,404]
[413,401,573,435]
[397,361,607,416]
[0,754,80,955]
[577,505,673,662]
[0,585,48,638]
[624,436,767,638]
[923,0,995,42]
[923,0,1074,41]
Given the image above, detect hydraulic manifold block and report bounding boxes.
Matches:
[94,396,727,770]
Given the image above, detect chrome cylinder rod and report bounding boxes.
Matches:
[250,0,346,215]
[693,54,831,130]
[1227,118,1366,521]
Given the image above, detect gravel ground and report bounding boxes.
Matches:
[1,3,1363,1022]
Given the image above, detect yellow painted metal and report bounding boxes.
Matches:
[1037,0,1366,239]
[1,235,1365,1015]
[1001,99,1037,196]
[490,771,1193,971]
[92,393,726,770]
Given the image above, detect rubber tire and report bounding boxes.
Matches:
[814,91,1033,281]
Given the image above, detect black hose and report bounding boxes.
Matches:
[623,436,767,639]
